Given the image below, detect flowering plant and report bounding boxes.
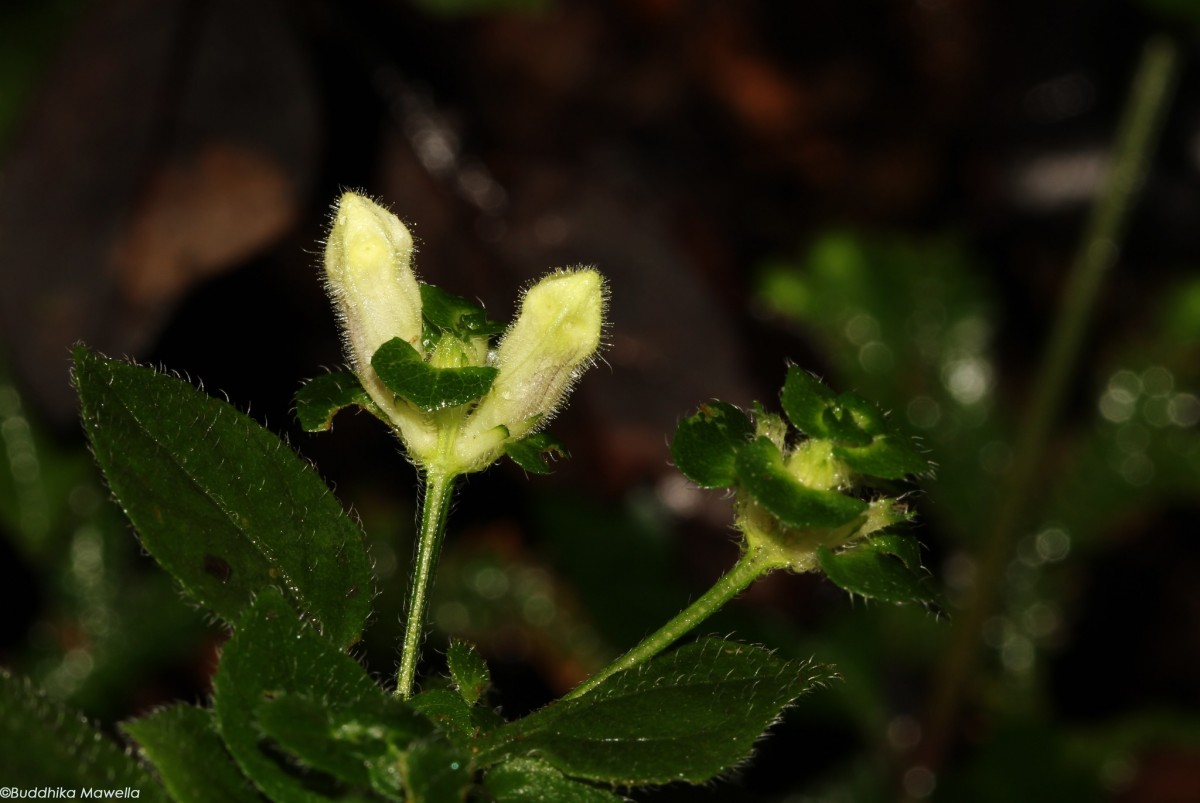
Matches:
[1,193,934,802]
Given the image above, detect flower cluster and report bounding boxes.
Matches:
[312,192,606,477]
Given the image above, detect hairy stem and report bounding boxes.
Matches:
[395,470,457,699]
[914,34,1180,778]
[565,547,779,700]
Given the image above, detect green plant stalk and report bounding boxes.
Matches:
[915,34,1180,776]
[565,546,780,700]
[395,470,457,699]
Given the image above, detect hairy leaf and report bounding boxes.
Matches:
[420,282,504,339]
[780,367,836,437]
[485,758,626,802]
[479,638,832,785]
[735,436,867,527]
[834,434,930,480]
[372,337,498,411]
[212,589,389,801]
[671,401,754,488]
[123,704,259,803]
[0,670,167,797]
[504,431,570,474]
[817,540,938,606]
[447,639,491,706]
[255,692,432,797]
[294,371,373,432]
[73,347,372,648]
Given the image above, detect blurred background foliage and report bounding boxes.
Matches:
[2,0,1199,800]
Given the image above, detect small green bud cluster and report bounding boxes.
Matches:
[672,367,935,599]
[305,192,606,477]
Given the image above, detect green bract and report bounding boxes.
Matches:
[672,365,937,606]
[312,191,606,476]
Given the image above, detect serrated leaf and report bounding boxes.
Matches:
[780,367,836,437]
[122,704,259,803]
[73,347,372,648]
[735,436,867,527]
[0,669,168,797]
[834,434,930,480]
[486,758,625,802]
[479,638,833,785]
[447,639,491,706]
[504,431,570,474]
[420,283,505,339]
[212,589,390,801]
[372,337,498,412]
[294,371,373,432]
[867,533,923,572]
[408,688,478,742]
[671,401,754,488]
[817,542,937,606]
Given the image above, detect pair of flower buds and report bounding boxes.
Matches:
[323,192,605,476]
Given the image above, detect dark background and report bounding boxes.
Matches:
[1,0,1199,800]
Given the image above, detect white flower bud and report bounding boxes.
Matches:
[324,192,423,366]
[323,192,435,459]
[452,268,606,472]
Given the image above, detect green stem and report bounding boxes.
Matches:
[395,470,457,699]
[915,34,1180,776]
[565,547,778,700]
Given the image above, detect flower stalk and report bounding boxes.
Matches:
[321,191,606,696]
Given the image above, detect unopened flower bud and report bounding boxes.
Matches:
[454,268,606,472]
[324,192,423,367]
[324,192,435,459]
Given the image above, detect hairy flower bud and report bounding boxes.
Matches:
[324,192,435,458]
[454,269,606,472]
[324,192,423,367]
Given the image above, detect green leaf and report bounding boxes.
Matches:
[372,337,498,412]
[408,688,480,743]
[212,589,390,801]
[735,437,867,527]
[255,692,431,795]
[819,404,873,447]
[401,739,473,803]
[447,639,491,706]
[780,367,836,437]
[294,371,373,432]
[504,432,570,474]
[420,282,505,339]
[868,533,924,572]
[123,704,260,803]
[834,433,930,480]
[73,347,372,648]
[480,638,833,785]
[817,541,938,607]
[671,401,754,488]
[0,669,167,798]
[834,392,889,437]
[485,758,626,802]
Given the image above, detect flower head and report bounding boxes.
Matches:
[320,192,606,476]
